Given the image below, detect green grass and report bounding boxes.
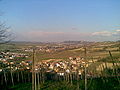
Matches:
[9,77,120,90]
[9,83,32,90]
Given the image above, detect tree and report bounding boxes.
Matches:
[0,22,11,44]
[0,0,11,44]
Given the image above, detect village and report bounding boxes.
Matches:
[0,41,119,77]
[0,41,120,89]
[0,49,101,81]
[0,48,95,79]
[0,51,31,72]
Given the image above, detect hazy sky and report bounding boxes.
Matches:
[0,0,120,42]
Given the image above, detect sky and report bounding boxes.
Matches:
[0,0,120,42]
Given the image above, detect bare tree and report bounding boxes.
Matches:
[0,0,11,44]
[0,22,11,44]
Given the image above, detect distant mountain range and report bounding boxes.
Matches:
[62,41,94,44]
[9,40,119,45]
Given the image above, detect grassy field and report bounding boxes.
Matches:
[1,41,119,62]
[33,42,120,61]
[9,77,120,90]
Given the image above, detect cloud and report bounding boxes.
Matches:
[15,29,120,42]
[92,30,120,37]
[25,31,64,37]
[16,30,91,42]
[116,29,120,32]
[92,31,112,36]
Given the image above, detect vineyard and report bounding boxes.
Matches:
[0,42,120,90]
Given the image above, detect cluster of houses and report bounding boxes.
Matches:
[0,50,96,80]
[23,44,80,53]
[0,52,31,72]
[34,56,94,77]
